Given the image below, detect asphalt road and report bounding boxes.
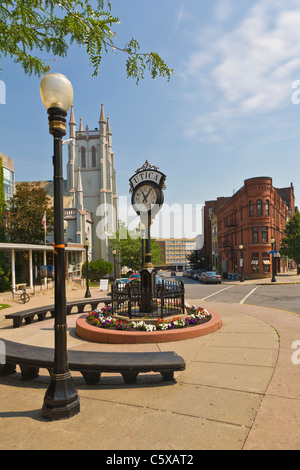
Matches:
[169,275,300,315]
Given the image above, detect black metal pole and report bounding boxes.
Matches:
[240,249,244,282]
[85,243,91,298]
[42,107,80,420]
[271,241,276,282]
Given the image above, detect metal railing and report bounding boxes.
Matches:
[111,278,185,319]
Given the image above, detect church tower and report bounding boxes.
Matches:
[66,102,118,261]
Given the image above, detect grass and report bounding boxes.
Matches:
[0,304,11,310]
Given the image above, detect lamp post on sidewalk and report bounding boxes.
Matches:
[40,73,80,420]
[84,238,91,298]
[271,237,276,283]
[239,244,244,282]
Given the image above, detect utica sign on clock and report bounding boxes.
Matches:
[129,169,165,190]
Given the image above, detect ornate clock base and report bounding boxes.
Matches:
[140,267,158,314]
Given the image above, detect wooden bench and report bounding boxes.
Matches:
[5,297,112,328]
[0,339,186,385]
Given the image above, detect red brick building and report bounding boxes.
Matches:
[203,177,295,279]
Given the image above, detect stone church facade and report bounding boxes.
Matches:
[63,102,118,262]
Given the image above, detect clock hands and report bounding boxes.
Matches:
[142,188,152,203]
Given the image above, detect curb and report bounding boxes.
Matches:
[75,310,223,344]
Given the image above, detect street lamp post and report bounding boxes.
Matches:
[84,238,91,298]
[239,244,244,282]
[112,249,117,281]
[271,238,276,282]
[40,73,80,420]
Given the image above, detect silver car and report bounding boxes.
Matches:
[201,271,222,284]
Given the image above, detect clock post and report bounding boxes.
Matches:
[130,161,166,315]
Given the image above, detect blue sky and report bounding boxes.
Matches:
[1,0,300,235]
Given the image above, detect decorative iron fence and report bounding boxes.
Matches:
[111,278,185,319]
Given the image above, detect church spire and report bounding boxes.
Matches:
[107,115,112,135]
[69,105,76,125]
[99,101,106,124]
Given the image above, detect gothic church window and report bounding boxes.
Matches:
[91,147,97,168]
[81,148,86,168]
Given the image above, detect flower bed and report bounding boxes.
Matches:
[86,304,211,332]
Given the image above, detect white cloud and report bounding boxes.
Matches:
[181,0,300,141]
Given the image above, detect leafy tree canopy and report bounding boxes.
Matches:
[5,181,54,244]
[0,0,173,83]
[110,222,163,272]
[82,258,112,281]
[280,212,300,266]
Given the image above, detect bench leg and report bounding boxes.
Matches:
[20,365,39,380]
[25,316,34,325]
[13,318,22,328]
[37,313,47,321]
[0,363,16,376]
[121,372,139,384]
[80,370,101,385]
[160,371,175,381]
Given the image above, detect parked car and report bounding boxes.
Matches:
[201,271,222,284]
[170,271,176,276]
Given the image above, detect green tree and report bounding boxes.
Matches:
[5,182,54,244]
[187,250,209,271]
[0,0,173,83]
[280,212,300,274]
[0,157,10,291]
[110,223,162,272]
[82,258,112,282]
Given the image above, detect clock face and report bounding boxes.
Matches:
[133,184,158,212]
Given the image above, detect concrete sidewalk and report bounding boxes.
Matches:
[222,269,300,285]
[0,283,299,450]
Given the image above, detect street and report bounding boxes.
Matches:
[168,275,300,315]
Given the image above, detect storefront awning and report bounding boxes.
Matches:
[251,260,259,265]
[263,260,271,265]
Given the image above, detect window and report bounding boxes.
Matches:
[81,148,86,168]
[256,199,262,216]
[262,227,268,242]
[262,253,271,273]
[252,227,258,243]
[251,252,260,273]
[91,147,96,168]
[249,201,254,217]
[265,200,269,216]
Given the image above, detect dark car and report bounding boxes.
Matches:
[202,271,222,284]
[170,271,176,276]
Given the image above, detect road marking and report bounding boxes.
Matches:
[243,303,300,317]
[200,285,233,301]
[240,286,260,304]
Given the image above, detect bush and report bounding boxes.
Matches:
[82,258,113,282]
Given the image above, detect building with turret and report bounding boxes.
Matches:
[64,102,118,261]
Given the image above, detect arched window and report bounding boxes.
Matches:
[265,199,269,216]
[249,201,254,217]
[256,199,262,216]
[91,147,96,168]
[81,148,86,168]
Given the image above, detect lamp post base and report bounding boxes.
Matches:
[42,373,80,421]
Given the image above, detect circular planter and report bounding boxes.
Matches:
[75,310,222,344]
